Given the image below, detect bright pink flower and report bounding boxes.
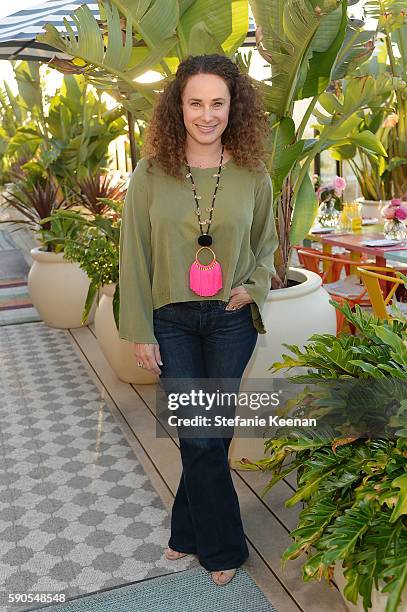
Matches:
[333,176,346,192]
[381,204,396,219]
[391,198,402,206]
[394,205,407,221]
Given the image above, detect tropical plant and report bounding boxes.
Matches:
[239,1,389,282]
[0,171,76,251]
[330,0,407,200]
[37,0,249,118]
[42,203,122,324]
[240,301,407,612]
[68,173,127,216]
[0,61,126,185]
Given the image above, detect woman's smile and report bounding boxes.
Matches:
[195,124,218,133]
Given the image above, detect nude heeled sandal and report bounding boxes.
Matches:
[211,568,237,586]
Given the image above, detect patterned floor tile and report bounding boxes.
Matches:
[0,322,197,612]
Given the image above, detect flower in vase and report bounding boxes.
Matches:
[394,205,407,221]
[381,204,397,219]
[333,176,347,195]
[381,198,407,221]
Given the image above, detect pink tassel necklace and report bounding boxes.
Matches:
[186,145,225,297]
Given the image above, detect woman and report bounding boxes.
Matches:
[119,54,278,586]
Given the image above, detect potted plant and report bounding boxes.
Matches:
[50,204,157,384]
[244,3,387,377]
[0,169,95,328]
[239,301,407,612]
[330,1,407,214]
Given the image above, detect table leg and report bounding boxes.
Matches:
[350,251,362,276]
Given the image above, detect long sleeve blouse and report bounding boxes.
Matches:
[118,155,278,344]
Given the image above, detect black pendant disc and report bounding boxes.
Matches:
[198,234,212,246]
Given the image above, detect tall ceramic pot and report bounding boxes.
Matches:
[230,267,337,464]
[28,247,95,328]
[94,283,157,384]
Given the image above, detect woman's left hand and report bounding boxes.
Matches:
[225,285,254,310]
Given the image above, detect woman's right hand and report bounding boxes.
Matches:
[133,343,163,375]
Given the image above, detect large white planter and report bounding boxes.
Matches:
[244,267,337,379]
[94,283,157,384]
[28,247,95,328]
[334,565,407,612]
[230,267,337,465]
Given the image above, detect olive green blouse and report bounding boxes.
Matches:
[118,155,278,344]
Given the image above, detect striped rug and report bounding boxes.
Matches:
[0,278,41,326]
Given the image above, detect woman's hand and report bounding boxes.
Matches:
[225,285,254,310]
[133,343,163,375]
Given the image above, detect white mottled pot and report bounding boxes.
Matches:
[94,283,157,384]
[28,247,95,328]
[244,267,337,378]
[230,267,337,465]
[334,565,407,612]
[356,197,389,219]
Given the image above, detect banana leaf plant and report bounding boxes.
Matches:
[37,0,250,119]
[5,62,127,183]
[239,301,407,612]
[330,0,407,200]
[249,0,394,283]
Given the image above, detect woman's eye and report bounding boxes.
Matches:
[191,102,223,107]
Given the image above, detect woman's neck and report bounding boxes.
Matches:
[185,140,229,168]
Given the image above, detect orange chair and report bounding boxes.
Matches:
[357,266,406,321]
[296,249,375,333]
[293,245,370,280]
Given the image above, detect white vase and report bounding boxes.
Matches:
[94,283,157,384]
[334,565,407,612]
[28,247,95,329]
[230,267,337,465]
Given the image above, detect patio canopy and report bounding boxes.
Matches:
[0,1,100,61]
[0,1,256,62]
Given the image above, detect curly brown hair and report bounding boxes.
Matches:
[141,54,270,181]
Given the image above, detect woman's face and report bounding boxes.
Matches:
[181,73,231,147]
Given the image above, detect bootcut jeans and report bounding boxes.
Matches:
[152,299,258,571]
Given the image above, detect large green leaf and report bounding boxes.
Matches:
[250,0,343,115]
[390,473,407,522]
[13,61,42,113]
[289,172,318,245]
[296,2,348,99]
[269,117,305,195]
[188,21,225,55]
[331,22,375,80]
[180,0,248,56]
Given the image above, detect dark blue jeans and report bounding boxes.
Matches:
[152,300,258,571]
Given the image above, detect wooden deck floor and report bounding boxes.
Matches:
[66,322,348,612]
